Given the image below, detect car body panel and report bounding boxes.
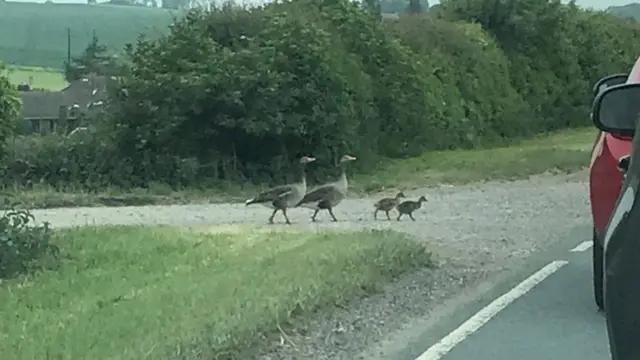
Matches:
[604,114,640,360]
[589,57,640,243]
[590,134,631,240]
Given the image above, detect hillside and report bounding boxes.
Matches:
[607,2,640,19]
[0,2,177,69]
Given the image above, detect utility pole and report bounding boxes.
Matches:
[67,27,71,66]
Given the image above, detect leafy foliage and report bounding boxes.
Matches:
[1,0,640,192]
[0,61,20,157]
[380,0,429,14]
[0,204,57,279]
[439,0,640,131]
[389,16,531,146]
[64,33,121,81]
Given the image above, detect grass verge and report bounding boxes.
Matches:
[3,127,595,208]
[4,65,68,91]
[355,127,594,193]
[0,225,432,359]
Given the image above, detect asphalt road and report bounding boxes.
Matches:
[391,225,611,360]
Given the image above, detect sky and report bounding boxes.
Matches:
[4,0,637,10]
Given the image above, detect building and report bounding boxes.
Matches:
[18,73,113,134]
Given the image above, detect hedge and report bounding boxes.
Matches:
[1,0,640,191]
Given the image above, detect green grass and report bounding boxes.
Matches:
[4,65,68,91]
[2,127,596,209]
[0,225,432,359]
[355,127,595,193]
[0,2,176,69]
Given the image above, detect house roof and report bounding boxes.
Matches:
[19,91,65,120]
[62,74,110,108]
[19,74,112,120]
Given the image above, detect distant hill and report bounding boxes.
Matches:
[0,2,179,69]
[607,3,640,20]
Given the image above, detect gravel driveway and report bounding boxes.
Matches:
[27,172,591,359]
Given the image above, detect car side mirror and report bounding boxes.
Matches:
[592,83,640,137]
[593,74,628,98]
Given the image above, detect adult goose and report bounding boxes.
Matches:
[296,154,356,222]
[245,156,316,224]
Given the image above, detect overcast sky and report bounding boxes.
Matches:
[5,0,637,10]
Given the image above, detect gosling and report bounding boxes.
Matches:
[373,191,406,220]
[396,196,427,221]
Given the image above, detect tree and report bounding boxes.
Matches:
[408,0,422,13]
[64,32,113,82]
[363,0,382,19]
[379,0,429,14]
[161,0,189,9]
[0,61,20,157]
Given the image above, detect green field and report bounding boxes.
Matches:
[0,2,176,69]
[0,225,432,359]
[4,65,68,90]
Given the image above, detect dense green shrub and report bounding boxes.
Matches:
[0,206,57,279]
[300,0,444,156]
[389,15,532,145]
[439,0,640,131]
[569,8,640,85]
[110,3,380,186]
[2,0,640,191]
[0,61,20,157]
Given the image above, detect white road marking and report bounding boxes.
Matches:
[569,241,593,252]
[414,260,569,360]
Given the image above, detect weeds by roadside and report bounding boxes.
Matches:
[0,199,57,278]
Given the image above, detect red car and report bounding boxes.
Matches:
[589,57,640,310]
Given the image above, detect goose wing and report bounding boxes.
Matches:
[296,184,337,206]
[246,184,293,205]
[374,197,393,208]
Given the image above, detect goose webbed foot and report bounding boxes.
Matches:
[282,209,292,225]
[328,208,338,222]
[268,209,278,224]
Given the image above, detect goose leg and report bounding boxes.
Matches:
[374,210,378,220]
[328,208,338,222]
[282,208,292,225]
[385,210,391,220]
[311,209,319,222]
[409,213,416,221]
[397,213,402,221]
[268,209,278,224]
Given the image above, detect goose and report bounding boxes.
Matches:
[296,154,356,222]
[245,156,316,224]
[396,196,427,221]
[373,191,406,220]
